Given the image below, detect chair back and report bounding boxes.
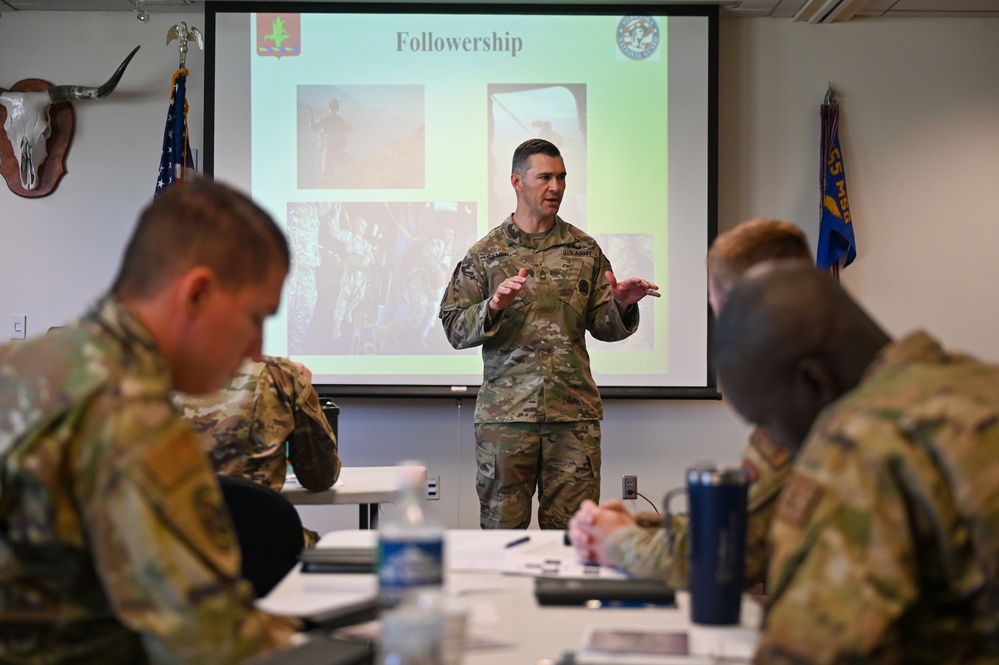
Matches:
[218,474,304,597]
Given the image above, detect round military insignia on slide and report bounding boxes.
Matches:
[616,16,660,60]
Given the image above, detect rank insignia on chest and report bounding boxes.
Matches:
[537,268,549,281]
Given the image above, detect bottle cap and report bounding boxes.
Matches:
[397,460,427,488]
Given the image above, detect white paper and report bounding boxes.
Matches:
[501,552,629,579]
[576,626,716,665]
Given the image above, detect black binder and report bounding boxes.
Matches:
[534,576,676,607]
[245,637,372,665]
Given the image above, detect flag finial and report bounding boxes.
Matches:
[167,22,205,70]
[824,83,837,105]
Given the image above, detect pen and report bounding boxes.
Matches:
[504,535,531,548]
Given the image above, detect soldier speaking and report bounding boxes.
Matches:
[439,138,660,530]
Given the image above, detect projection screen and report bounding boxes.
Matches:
[206,2,719,398]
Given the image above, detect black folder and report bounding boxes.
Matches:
[534,576,676,607]
[245,636,373,665]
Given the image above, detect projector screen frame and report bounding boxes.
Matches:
[204,1,720,400]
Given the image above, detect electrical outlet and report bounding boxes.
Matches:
[425,474,440,500]
[622,475,638,500]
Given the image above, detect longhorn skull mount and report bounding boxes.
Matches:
[0,45,140,198]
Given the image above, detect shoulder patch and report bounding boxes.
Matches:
[141,434,203,491]
[775,472,824,529]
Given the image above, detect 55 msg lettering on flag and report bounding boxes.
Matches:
[816,86,857,273]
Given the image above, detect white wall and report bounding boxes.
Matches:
[717,17,999,360]
[2,12,997,532]
[0,12,205,329]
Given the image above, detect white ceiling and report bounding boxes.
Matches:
[1,0,998,22]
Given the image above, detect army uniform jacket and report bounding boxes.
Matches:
[756,332,999,664]
[604,427,790,588]
[439,215,638,423]
[0,296,295,664]
[174,355,341,493]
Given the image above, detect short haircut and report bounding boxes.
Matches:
[511,138,561,175]
[707,219,811,291]
[112,179,289,300]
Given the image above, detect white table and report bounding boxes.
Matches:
[259,529,761,664]
[281,465,426,529]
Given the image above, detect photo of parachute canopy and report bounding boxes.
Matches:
[297,84,425,189]
[588,232,656,352]
[487,83,587,230]
[286,200,477,356]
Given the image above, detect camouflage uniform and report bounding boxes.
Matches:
[439,215,638,529]
[756,332,999,664]
[174,355,341,548]
[0,296,296,664]
[603,428,790,589]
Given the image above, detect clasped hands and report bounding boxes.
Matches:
[488,269,660,316]
[567,498,638,566]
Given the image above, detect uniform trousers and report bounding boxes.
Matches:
[474,421,601,529]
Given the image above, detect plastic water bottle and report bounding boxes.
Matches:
[377,462,444,610]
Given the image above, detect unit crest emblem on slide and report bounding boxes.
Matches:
[616,16,660,60]
[257,13,302,58]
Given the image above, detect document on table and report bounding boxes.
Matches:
[501,552,629,579]
[258,574,378,622]
[448,533,628,579]
[449,533,511,572]
[574,624,758,664]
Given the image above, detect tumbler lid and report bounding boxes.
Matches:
[686,463,748,486]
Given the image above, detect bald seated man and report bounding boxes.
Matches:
[716,261,999,664]
[0,180,298,663]
[568,219,811,587]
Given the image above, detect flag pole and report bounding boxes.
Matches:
[155,23,204,196]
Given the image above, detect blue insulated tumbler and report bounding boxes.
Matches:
[665,464,748,625]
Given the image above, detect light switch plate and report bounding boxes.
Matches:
[10,314,26,340]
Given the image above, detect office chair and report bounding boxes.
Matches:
[217,474,305,597]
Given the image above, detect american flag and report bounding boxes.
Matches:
[154,68,195,196]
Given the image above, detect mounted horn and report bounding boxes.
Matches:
[0,45,140,196]
[48,45,141,103]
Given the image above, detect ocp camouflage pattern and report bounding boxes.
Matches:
[0,295,296,664]
[474,420,601,529]
[603,427,790,588]
[756,331,999,664]
[439,215,638,424]
[174,355,340,494]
